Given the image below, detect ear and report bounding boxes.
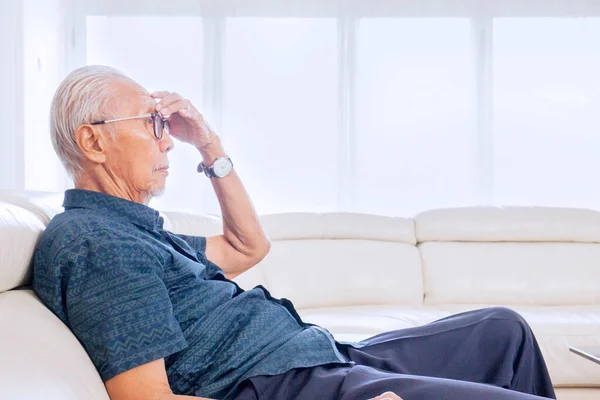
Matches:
[74,125,107,164]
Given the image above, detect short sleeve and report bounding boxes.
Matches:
[63,229,188,381]
[174,233,206,254]
[171,233,225,279]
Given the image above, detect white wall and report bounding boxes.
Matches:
[0,0,71,192]
[0,0,25,190]
[22,0,67,191]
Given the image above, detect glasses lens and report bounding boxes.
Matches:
[153,113,163,139]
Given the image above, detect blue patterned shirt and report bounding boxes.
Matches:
[32,189,348,398]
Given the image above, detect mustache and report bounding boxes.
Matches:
[153,164,169,171]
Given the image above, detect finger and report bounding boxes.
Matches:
[156,94,184,112]
[155,92,184,111]
[177,105,198,119]
[158,100,193,118]
[150,90,170,98]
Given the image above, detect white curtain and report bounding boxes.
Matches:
[21,0,600,216]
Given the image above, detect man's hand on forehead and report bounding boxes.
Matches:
[152,91,190,119]
[150,91,219,150]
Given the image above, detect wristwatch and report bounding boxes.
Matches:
[197,156,234,178]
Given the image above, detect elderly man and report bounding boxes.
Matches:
[33,65,556,400]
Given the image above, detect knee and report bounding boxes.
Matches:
[484,307,526,324]
[482,307,533,340]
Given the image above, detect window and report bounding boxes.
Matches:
[223,18,338,213]
[19,1,600,216]
[355,18,476,216]
[494,18,600,208]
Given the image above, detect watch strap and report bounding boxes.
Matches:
[197,161,216,178]
[197,157,233,178]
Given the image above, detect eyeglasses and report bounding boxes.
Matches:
[90,113,169,139]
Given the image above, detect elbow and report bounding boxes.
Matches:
[259,237,272,260]
[227,239,270,280]
[228,234,271,277]
[251,237,271,265]
[245,236,271,269]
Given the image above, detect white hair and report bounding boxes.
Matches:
[50,65,145,177]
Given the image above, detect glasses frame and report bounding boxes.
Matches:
[90,113,169,139]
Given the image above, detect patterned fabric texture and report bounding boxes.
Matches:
[33,189,348,398]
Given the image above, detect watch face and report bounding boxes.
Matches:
[213,158,233,178]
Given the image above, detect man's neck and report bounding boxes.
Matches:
[74,173,150,205]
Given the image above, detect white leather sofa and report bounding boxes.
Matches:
[0,191,599,400]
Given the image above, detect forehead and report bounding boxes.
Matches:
[138,95,156,114]
[111,80,154,115]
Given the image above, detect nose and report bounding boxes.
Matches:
[160,129,174,153]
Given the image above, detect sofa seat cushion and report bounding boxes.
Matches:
[555,388,600,400]
[0,289,109,400]
[298,304,600,388]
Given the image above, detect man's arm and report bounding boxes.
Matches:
[105,358,213,400]
[152,91,271,280]
[200,138,271,280]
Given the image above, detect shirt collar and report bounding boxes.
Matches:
[63,189,163,231]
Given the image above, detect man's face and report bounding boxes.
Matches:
[101,81,174,200]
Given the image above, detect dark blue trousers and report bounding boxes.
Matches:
[234,307,556,400]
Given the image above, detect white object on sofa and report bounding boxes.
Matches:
[0,191,598,400]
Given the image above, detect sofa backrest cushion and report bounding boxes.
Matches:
[0,190,64,225]
[4,191,600,308]
[416,206,600,242]
[421,242,600,305]
[256,239,422,309]
[416,207,600,305]
[0,202,46,293]
[164,211,423,309]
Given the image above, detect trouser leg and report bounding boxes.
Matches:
[338,307,555,399]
